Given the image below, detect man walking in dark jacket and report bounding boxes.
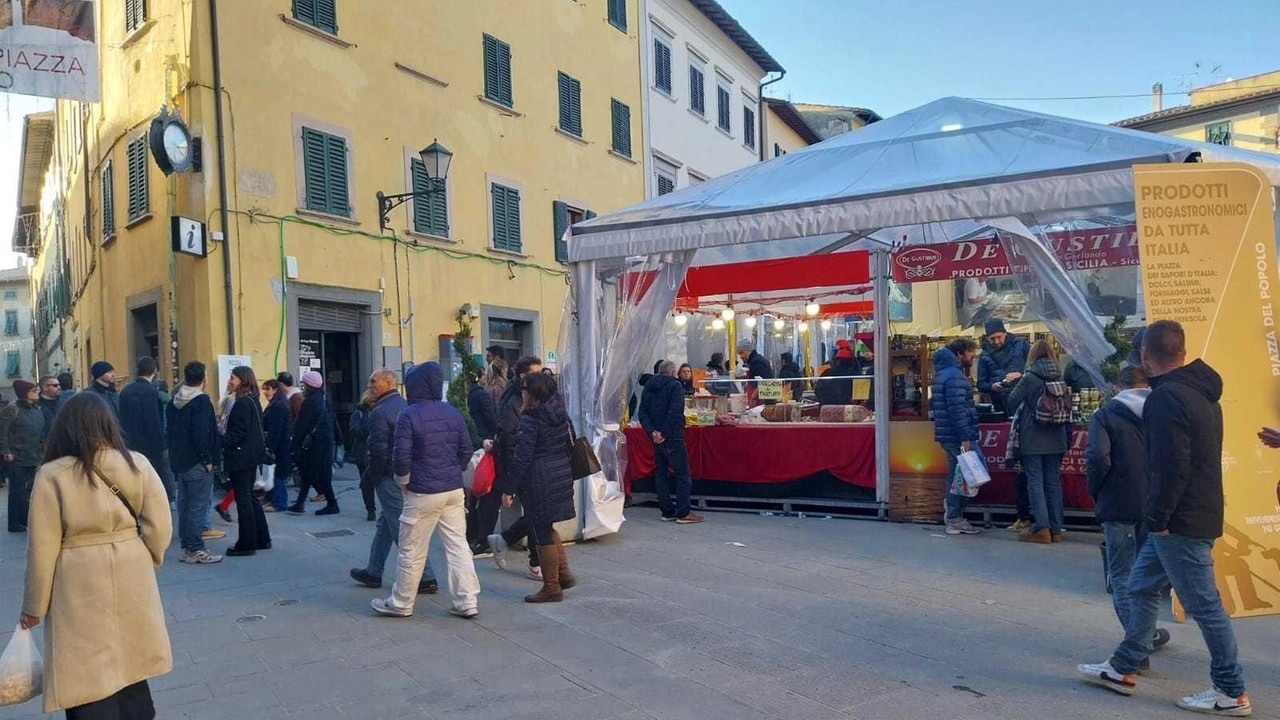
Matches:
[350,369,437,594]
[1,380,47,532]
[87,360,119,417]
[371,362,479,619]
[1078,321,1251,716]
[168,362,222,564]
[930,338,981,536]
[120,357,172,500]
[640,360,703,524]
[37,375,61,429]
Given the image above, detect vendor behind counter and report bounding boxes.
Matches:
[977,319,1029,414]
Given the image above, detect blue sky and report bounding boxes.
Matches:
[719,0,1280,123]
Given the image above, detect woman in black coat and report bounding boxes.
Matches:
[288,372,338,516]
[503,373,576,604]
[222,366,270,557]
[261,379,293,513]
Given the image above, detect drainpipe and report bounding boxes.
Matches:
[758,70,785,162]
[209,0,236,353]
[637,0,653,198]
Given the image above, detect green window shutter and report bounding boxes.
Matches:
[657,174,675,196]
[484,34,513,107]
[4,310,17,336]
[492,185,522,253]
[411,159,448,237]
[126,136,149,222]
[553,201,569,263]
[302,127,350,217]
[126,0,146,32]
[611,99,631,157]
[315,0,338,34]
[101,161,114,239]
[689,65,705,115]
[744,105,756,149]
[774,143,781,158]
[5,351,18,378]
[324,133,349,216]
[717,86,731,132]
[558,72,582,137]
[654,40,671,93]
[292,0,315,27]
[608,0,627,32]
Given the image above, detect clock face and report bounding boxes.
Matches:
[163,122,191,167]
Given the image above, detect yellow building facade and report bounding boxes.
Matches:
[19,0,644,405]
[1116,71,1280,153]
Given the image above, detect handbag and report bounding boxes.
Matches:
[566,420,601,480]
[91,466,142,536]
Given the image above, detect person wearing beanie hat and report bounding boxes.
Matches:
[816,348,860,406]
[301,371,323,389]
[976,320,1032,530]
[86,360,120,418]
[289,371,339,515]
[0,379,48,532]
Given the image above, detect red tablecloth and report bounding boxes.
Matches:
[976,423,1093,509]
[623,424,876,489]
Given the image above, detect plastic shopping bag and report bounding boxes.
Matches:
[473,453,496,497]
[949,463,978,498]
[582,471,626,539]
[254,464,276,493]
[461,449,485,494]
[0,625,42,706]
[957,450,991,492]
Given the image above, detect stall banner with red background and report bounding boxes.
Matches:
[891,225,1138,283]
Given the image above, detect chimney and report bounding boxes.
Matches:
[1152,82,1163,113]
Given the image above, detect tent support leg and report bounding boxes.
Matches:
[872,248,891,504]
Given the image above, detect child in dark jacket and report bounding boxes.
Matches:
[1085,365,1169,651]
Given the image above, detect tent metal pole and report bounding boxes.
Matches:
[571,259,598,541]
[872,248,891,504]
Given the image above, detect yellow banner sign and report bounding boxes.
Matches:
[1135,162,1280,619]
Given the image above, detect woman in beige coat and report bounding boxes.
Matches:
[20,392,172,718]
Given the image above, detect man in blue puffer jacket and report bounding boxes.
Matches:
[930,338,981,536]
[371,362,481,620]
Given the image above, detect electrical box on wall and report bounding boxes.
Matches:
[285,256,300,279]
[383,346,404,382]
[438,334,472,382]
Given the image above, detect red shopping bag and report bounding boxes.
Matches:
[473,452,496,497]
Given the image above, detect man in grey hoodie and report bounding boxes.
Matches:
[167,361,223,565]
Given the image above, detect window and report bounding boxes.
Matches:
[689,64,705,115]
[491,183,522,253]
[410,159,448,238]
[610,99,632,158]
[483,34,513,108]
[774,143,782,158]
[125,0,147,32]
[557,72,583,137]
[653,37,672,95]
[553,202,595,263]
[688,171,707,186]
[655,159,677,196]
[301,127,350,217]
[5,351,18,379]
[3,310,16,336]
[608,0,627,32]
[743,103,756,149]
[1206,121,1232,146]
[717,83,731,133]
[101,160,115,239]
[292,0,338,35]
[126,135,149,222]
[3,291,15,300]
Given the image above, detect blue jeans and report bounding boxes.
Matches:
[942,446,968,520]
[6,466,34,530]
[176,465,215,552]
[1022,453,1064,533]
[366,475,435,581]
[653,437,692,519]
[267,464,291,510]
[1103,521,1147,629]
[1111,534,1245,697]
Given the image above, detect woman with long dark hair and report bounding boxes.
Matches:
[223,366,271,556]
[289,371,338,516]
[261,379,292,513]
[505,372,577,603]
[21,392,171,717]
[1006,340,1070,544]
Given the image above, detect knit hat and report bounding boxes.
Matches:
[12,379,35,400]
[301,371,324,389]
[984,319,1007,336]
[90,360,113,379]
[835,349,855,360]
[835,339,851,349]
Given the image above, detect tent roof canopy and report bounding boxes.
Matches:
[568,97,1280,263]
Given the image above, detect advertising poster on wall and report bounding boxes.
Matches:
[1135,162,1280,619]
[0,0,99,101]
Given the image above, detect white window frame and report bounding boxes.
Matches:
[653,156,678,197]
[651,29,674,98]
[687,50,707,117]
[715,74,733,136]
[742,91,758,150]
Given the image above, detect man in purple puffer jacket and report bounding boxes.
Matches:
[371,362,481,619]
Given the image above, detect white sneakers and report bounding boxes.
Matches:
[370,598,411,617]
[487,533,509,570]
[945,518,980,535]
[1077,661,1252,716]
[449,607,479,619]
[181,549,223,564]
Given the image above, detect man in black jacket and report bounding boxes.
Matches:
[86,360,119,417]
[1078,321,1250,716]
[736,340,773,381]
[167,361,222,565]
[640,360,703,524]
[120,357,172,501]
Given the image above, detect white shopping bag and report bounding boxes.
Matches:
[254,464,275,492]
[957,450,991,491]
[582,471,625,540]
[0,625,42,706]
[461,449,485,494]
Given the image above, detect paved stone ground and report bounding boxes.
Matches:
[0,476,1277,719]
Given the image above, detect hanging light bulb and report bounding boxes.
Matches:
[673,313,688,327]
[821,319,833,331]
[744,316,757,329]
[798,321,810,333]
[711,318,725,330]
[806,301,820,317]
[773,318,785,331]
[721,308,735,321]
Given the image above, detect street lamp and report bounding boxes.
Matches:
[376,140,453,233]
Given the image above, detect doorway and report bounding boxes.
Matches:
[298,299,369,452]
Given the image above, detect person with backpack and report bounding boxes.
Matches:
[1005,340,1070,544]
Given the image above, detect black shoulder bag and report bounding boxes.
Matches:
[92,466,142,536]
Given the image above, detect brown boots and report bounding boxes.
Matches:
[1018,528,1053,544]
[525,531,576,603]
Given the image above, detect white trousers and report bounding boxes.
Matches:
[389,487,480,613]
